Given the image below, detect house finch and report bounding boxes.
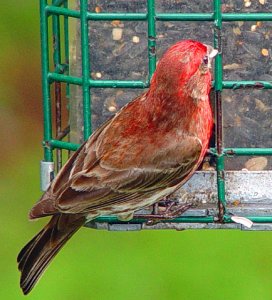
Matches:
[17,39,217,294]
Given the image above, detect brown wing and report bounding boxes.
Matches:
[54,133,201,214]
[30,98,202,218]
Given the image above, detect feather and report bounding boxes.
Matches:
[18,40,216,293]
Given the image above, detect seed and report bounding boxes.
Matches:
[95,6,101,13]
[112,28,123,41]
[132,36,140,43]
[232,200,240,207]
[233,27,241,35]
[261,48,269,56]
[244,1,251,7]
[245,157,268,171]
[255,98,270,112]
[223,63,242,70]
[108,106,117,112]
[111,20,121,27]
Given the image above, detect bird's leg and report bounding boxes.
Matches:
[147,203,192,225]
[152,202,159,215]
[134,200,192,225]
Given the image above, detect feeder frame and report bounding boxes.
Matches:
[39,0,272,230]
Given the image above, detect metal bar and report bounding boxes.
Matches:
[92,215,272,224]
[156,13,213,21]
[214,0,226,221]
[52,7,61,64]
[80,0,91,139]
[46,6,147,20]
[224,148,272,156]
[147,0,156,79]
[94,216,215,224]
[47,139,80,151]
[48,72,82,84]
[223,13,272,21]
[53,10,62,172]
[157,13,272,21]
[64,0,70,97]
[49,72,272,90]
[87,13,147,21]
[46,6,80,18]
[40,0,53,162]
[55,82,62,171]
[215,92,223,151]
[56,126,70,140]
[222,81,272,89]
[89,80,148,88]
[54,63,68,74]
[45,6,272,22]
[48,72,148,87]
[52,0,66,7]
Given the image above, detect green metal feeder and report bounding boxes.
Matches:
[39,0,272,231]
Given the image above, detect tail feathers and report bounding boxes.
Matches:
[17,214,85,295]
[29,192,57,219]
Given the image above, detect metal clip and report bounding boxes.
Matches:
[40,160,54,191]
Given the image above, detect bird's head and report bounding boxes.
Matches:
[150,40,218,103]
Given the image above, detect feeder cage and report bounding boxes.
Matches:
[39,0,272,231]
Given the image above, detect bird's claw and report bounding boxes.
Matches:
[134,202,192,226]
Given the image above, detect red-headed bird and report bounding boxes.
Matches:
[17,40,217,294]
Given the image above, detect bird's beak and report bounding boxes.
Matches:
[205,45,218,68]
[208,48,218,59]
[205,45,218,59]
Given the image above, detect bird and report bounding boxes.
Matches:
[17,39,218,294]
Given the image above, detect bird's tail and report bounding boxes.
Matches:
[17,214,85,295]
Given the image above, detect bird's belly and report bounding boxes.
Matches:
[86,185,178,221]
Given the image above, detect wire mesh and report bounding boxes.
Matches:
[39,0,272,228]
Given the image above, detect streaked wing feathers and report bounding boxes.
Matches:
[34,113,202,216]
[54,135,202,214]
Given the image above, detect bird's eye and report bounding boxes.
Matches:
[203,56,209,65]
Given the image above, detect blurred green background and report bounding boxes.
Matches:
[1,2,272,300]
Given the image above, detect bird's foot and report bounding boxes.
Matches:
[134,201,192,225]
